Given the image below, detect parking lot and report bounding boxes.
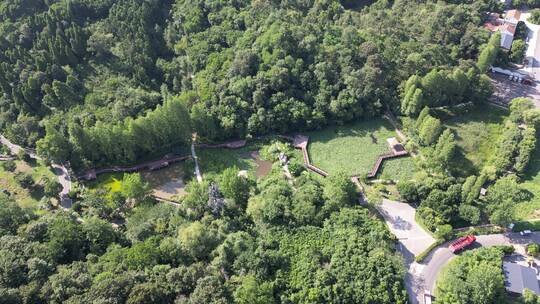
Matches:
[489,73,540,108]
[376,199,436,261]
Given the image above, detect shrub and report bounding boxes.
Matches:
[435,224,453,240]
[415,239,444,263]
[15,172,34,189]
[2,160,16,172]
[494,245,515,256]
[17,150,31,162]
[44,179,63,197]
[288,161,304,177]
[527,243,540,257]
[528,9,540,25]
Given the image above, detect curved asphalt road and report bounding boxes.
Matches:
[0,135,72,208]
[408,232,540,304]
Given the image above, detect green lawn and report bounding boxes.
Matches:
[377,156,416,181]
[514,146,540,221]
[442,105,507,176]
[0,160,57,210]
[306,118,405,176]
[197,147,257,177]
[87,172,124,194]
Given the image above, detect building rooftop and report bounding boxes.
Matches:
[501,23,516,35]
[484,13,503,32]
[503,262,540,295]
[501,31,515,50]
[505,9,522,24]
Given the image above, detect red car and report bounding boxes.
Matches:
[449,235,476,253]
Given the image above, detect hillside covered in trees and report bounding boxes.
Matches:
[0,0,502,169]
[0,167,407,303]
[3,0,534,303]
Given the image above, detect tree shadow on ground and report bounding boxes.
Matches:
[449,148,478,177]
[523,147,540,182]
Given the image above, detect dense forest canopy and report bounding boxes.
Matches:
[0,167,407,303]
[0,0,501,168]
[2,0,538,303]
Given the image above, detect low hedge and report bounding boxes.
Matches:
[415,239,444,263]
[453,225,505,238]
[512,219,540,232]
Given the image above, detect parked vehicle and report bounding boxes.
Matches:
[520,230,532,236]
[449,235,476,253]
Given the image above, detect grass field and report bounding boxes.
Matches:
[442,105,507,176]
[197,147,257,177]
[306,118,407,176]
[514,146,540,221]
[87,172,124,194]
[377,157,416,181]
[0,160,57,210]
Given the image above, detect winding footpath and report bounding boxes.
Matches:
[406,232,540,303]
[0,135,72,208]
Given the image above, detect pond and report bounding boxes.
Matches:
[249,151,272,178]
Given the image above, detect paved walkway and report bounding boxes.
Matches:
[191,143,203,183]
[377,199,436,260]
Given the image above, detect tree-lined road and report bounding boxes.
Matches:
[407,232,540,304]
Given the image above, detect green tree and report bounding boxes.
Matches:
[1,160,16,172]
[127,283,170,304]
[43,179,63,198]
[14,172,34,189]
[121,173,150,202]
[527,243,540,256]
[419,115,443,145]
[397,180,418,203]
[437,247,506,304]
[218,167,251,207]
[233,275,275,304]
[81,217,117,255]
[0,197,32,236]
[432,129,456,170]
[178,221,218,260]
[322,172,357,215]
[458,204,481,225]
[510,97,535,123]
[36,126,71,163]
[477,32,500,73]
[514,127,536,173]
[510,39,526,63]
[47,216,86,263]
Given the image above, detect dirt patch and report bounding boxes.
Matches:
[15,161,32,173]
[152,179,186,199]
[251,151,272,178]
[142,163,187,199]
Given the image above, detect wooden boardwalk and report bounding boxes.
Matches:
[290,135,329,177]
[79,155,191,181]
[367,150,408,179]
[196,140,247,149]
